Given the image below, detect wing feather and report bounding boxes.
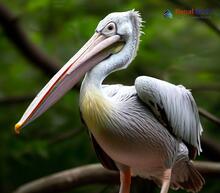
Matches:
[80,110,118,171]
[90,133,118,171]
[135,76,203,154]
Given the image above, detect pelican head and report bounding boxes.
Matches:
[15,10,142,133]
[96,10,142,57]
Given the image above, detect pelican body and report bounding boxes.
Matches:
[15,10,204,193]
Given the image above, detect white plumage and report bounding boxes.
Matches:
[135,76,203,152]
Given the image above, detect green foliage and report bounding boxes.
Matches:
[0,0,219,193]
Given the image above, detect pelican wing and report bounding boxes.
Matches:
[90,133,118,171]
[135,76,203,155]
[80,110,118,171]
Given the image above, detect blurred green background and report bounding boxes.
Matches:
[0,0,220,193]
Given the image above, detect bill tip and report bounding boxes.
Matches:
[14,122,22,134]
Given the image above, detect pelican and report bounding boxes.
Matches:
[15,10,204,193]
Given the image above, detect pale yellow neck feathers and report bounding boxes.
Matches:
[80,88,112,131]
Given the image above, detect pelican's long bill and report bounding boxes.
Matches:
[15,33,123,133]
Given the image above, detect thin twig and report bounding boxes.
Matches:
[48,128,83,145]
[13,162,220,193]
[199,107,220,126]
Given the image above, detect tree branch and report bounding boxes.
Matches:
[13,164,119,193]
[0,4,59,77]
[199,107,220,126]
[194,161,220,177]
[13,162,220,193]
[0,4,81,91]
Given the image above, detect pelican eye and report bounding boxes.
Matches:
[102,22,117,36]
[107,24,114,31]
